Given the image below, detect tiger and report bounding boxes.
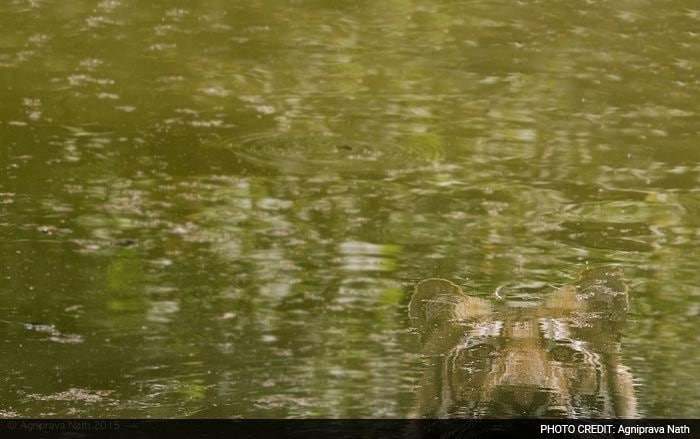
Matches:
[408,266,638,418]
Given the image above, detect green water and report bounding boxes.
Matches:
[1,0,699,418]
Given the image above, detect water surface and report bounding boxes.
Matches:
[1,0,699,418]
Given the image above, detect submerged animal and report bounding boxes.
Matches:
[408,267,638,418]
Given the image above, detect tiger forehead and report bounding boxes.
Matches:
[464,316,576,339]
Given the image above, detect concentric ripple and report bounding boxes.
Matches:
[222,131,446,175]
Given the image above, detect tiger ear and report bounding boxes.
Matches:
[409,279,491,333]
[576,266,629,321]
[544,267,629,319]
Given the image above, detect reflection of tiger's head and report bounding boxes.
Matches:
[408,267,637,418]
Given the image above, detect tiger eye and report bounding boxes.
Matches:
[549,345,584,363]
[468,343,499,359]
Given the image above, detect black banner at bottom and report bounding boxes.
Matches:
[0,419,697,439]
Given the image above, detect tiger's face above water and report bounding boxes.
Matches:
[408,267,638,418]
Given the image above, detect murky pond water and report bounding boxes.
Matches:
[1,0,699,418]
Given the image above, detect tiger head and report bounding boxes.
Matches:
[408,267,638,418]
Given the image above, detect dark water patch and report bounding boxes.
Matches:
[550,221,656,253]
[221,131,445,176]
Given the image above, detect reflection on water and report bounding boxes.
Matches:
[1,0,699,419]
